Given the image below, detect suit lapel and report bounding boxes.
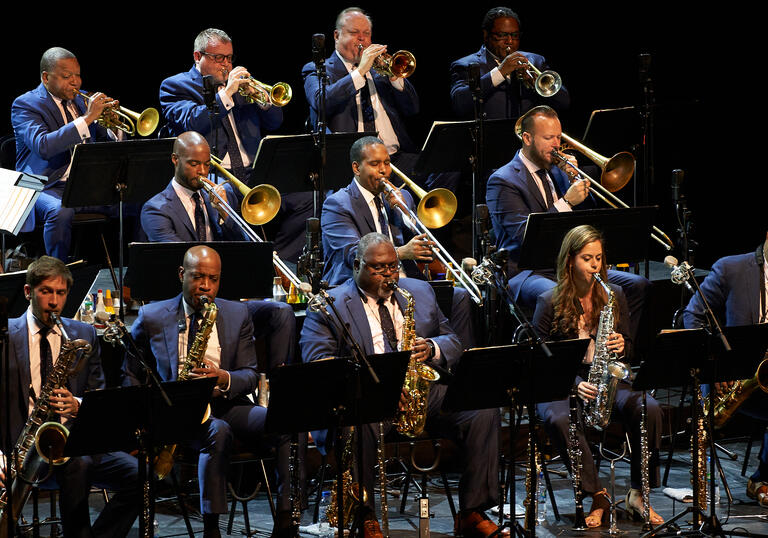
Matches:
[329,55,360,124]
[36,84,66,130]
[513,154,547,210]
[165,183,197,240]
[746,256,762,323]
[161,298,183,380]
[341,284,375,356]
[349,182,377,235]
[10,316,32,412]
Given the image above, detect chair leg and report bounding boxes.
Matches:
[32,486,40,538]
[742,431,756,477]
[50,489,60,538]
[259,459,278,523]
[227,469,243,535]
[169,466,196,538]
[440,468,457,520]
[540,457,560,522]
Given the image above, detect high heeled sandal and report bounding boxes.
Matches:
[585,488,611,528]
[625,490,665,525]
[747,479,768,508]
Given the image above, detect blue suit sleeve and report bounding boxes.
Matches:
[299,310,342,363]
[224,302,260,398]
[140,199,186,242]
[449,60,499,118]
[12,97,84,161]
[683,259,728,329]
[123,306,151,386]
[321,192,363,275]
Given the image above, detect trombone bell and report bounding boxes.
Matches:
[417,189,457,229]
[242,185,281,226]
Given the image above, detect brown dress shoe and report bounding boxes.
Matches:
[455,511,507,537]
[363,517,383,538]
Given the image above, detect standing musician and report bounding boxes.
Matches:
[533,225,663,527]
[486,105,650,349]
[123,245,293,537]
[450,7,569,121]
[683,231,768,508]
[300,233,501,538]
[321,136,475,349]
[11,47,124,261]
[141,130,296,375]
[0,256,139,536]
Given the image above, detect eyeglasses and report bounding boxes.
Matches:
[490,31,521,41]
[200,51,235,64]
[361,260,400,274]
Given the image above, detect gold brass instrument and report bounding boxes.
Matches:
[0,313,91,537]
[380,171,484,305]
[77,90,159,137]
[703,357,768,429]
[326,427,368,528]
[238,77,292,107]
[390,164,456,229]
[516,58,562,97]
[514,116,674,251]
[390,282,440,437]
[373,50,416,79]
[208,156,281,225]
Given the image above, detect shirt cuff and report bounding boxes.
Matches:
[390,77,405,91]
[554,198,572,212]
[490,67,506,87]
[351,70,367,91]
[218,371,232,393]
[218,88,235,110]
[73,117,91,141]
[428,338,441,362]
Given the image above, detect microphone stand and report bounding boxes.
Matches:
[311,34,328,219]
[468,64,484,262]
[1,296,15,538]
[297,217,324,294]
[203,75,220,186]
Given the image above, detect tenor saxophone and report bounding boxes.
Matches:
[702,357,768,429]
[326,426,368,529]
[389,282,440,438]
[154,297,218,479]
[0,314,91,538]
[583,274,630,430]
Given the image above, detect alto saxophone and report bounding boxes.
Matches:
[702,356,768,429]
[389,282,440,438]
[0,313,92,538]
[154,297,218,479]
[583,274,630,430]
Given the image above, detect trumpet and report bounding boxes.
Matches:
[515,57,562,97]
[381,169,483,305]
[238,77,292,107]
[209,156,281,225]
[373,50,416,79]
[77,90,159,137]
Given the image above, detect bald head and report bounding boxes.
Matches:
[173,131,211,190]
[180,245,222,310]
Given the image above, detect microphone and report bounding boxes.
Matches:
[664,256,694,293]
[468,63,481,96]
[202,75,217,110]
[475,203,490,238]
[312,34,325,67]
[671,169,684,203]
[461,257,477,274]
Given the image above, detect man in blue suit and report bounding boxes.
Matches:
[124,245,292,537]
[450,7,569,121]
[486,105,650,348]
[11,47,120,261]
[0,256,139,537]
[683,234,768,508]
[300,233,500,538]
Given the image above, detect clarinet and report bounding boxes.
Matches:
[568,391,588,530]
[640,391,652,530]
[378,422,389,537]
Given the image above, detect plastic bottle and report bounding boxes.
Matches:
[317,490,334,537]
[287,282,299,304]
[104,289,115,315]
[81,296,94,324]
[272,277,287,302]
[94,290,107,328]
[536,470,547,524]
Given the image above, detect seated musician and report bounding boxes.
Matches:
[486,105,650,349]
[141,130,295,374]
[321,136,475,349]
[0,256,139,536]
[123,245,292,537]
[533,225,663,527]
[300,233,500,538]
[683,231,768,508]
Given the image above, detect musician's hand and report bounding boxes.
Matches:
[84,92,111,124]
[358,44,387,76]
[564,178,590,206]
[498,52,529,77]
[714,381,735,395]
[606,332,624,355]
[399,387,408,411]
[398,234,435,262]
[411,337,431,363]
[1,450,6,488]
[50,388,79,418]
[563,153,579,168]
[192,360,231,395]
[225,66,252,98]
[577,381,598,401]
[209,184,229,220]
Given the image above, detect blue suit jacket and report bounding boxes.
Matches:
[683,248,763,329]
[140,180,247,242]
[302,53,419,153]
[1,314,104,444]
[159,66,282,161]
[124,294,259,400]
[300,277,461,368]
[449,47,570,120]
[321,180,417,285]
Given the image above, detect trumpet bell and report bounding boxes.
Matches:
[601,151,635,192]
[417,188,457,229]
[134,107,160,137]
[389,50,416,78]
[241,184,281,225]
[535,70,562,97]
[270,82,292,107]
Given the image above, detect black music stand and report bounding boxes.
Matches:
[0,168,45,271]
[63,139,175,320]
[65,378,216,537]
[445,339,588,537]
[126,241,274,301]
[266,352,409,537]
[634,326,768,538]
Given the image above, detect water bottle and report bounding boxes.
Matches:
[317,490,334,537]
[81,296,94,324]
[272,277,287,302]
[536,470,547,524]
[705,456,721,505]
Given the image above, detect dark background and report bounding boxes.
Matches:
[3,3,761,269]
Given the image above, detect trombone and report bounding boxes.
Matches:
[382,166,484,305]
[77,90,159,137]
[238,77,292,107]
[390,164,457,229]
[208,156,281,225]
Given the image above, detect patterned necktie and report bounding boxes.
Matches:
[536,169,555,208]
[188,312,200,354]
[373,196,390,236]
[220,117,247,180]
[359,77,376,133]
[192,192,208,241]
[377,298,398,352]
[39,326,54,388]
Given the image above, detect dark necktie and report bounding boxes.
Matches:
[188,312,201,354]
[359,77,376,133]
[192,192,208,241]
[373,196,390,237]
[536,169,555,208]
[39,327,54,388]
[377,298,398,352]
[61,100,75,124]
[220,117,247,180]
